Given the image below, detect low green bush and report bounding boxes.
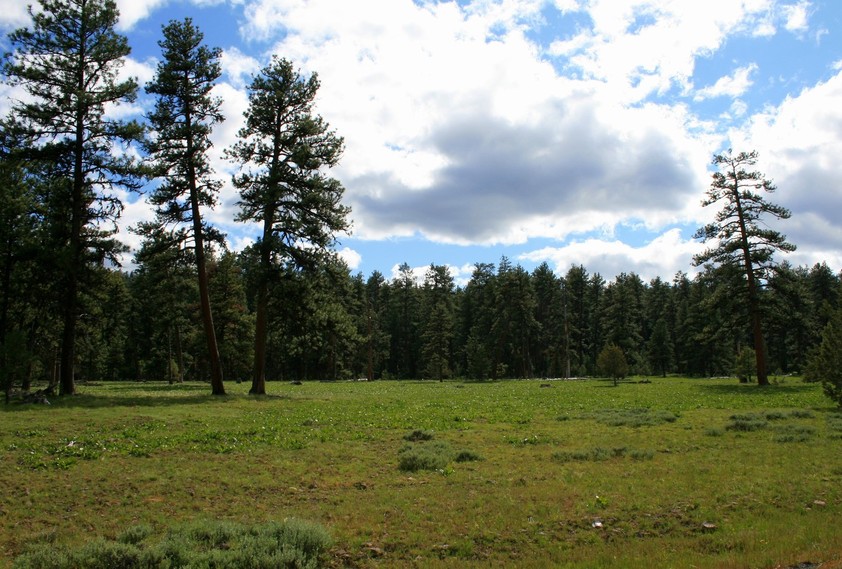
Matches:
[726,414,768,432]
[398,441,453,472]
[582,408,678,427]
[403,429,435,442]
[13,519,332,569]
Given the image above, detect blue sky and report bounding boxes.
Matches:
[2,0,841,285]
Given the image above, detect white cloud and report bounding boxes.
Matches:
[519,228,704,282]
[337,247,362,270]
[221,47,261,89]
[238,0,716,250]
[694,63,758,101]
[729,69,842,268]
[120,56,158,86]
[0,0,30,30]
[116,0,169,31]
[782,1,810,33]
[548,0,775,103]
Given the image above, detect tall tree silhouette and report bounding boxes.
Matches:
[144,18,225,394]
[694,150,795,386]
[228,56,349,394]
[3,0,144,395]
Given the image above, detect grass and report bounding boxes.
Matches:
[1,377,841,568]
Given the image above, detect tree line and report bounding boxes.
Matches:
[3,244,841,390]
[2,0,841,402]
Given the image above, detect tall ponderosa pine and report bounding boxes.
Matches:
[3,0,144,395]
[693,150,795,386]
[145,18,225,395]
[421,264,454,381]
[229,56,350,395]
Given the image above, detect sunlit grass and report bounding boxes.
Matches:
[1,377,840,567]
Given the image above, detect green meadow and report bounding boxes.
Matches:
[1,378,841,568]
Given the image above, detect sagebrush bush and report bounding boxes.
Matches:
[403,429,435,442]
[454,449,483,463]
[117,524,153,545]
[13,519,332,569]
[726,414,768,432]
[398,441,453,472]
[582,408,678,427]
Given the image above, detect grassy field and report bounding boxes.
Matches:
[1,377,841,568]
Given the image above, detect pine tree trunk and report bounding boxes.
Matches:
[251,213,274,395]
[251,280,269,395]
[735,195,769,387]
[189,181,224,394]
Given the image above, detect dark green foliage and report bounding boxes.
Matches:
[3,0,145,395]
[597,343,628,386]
[421,265,454,381]
[13,519,332,569]
[228,56,349,393]
[404,429,434,442]
[733,346,756,384]
[804,305,842,406]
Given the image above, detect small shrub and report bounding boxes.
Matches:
[630,449,655,461]
[117,524,153,545]
[13,519,332,569]
[13,545,71,569]
[726,414,768,432]
[788,409,814,419]
[454,449,483,463]
[398,441,453,472]
[584,408,678,427]
[403,429,434,442]
[704,428,725,437]
[773,425,815,443]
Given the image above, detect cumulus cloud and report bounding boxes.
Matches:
[548,0,775,102]
[519,228,704,282]
[782,1,811,33]
[116,0,169,30]
[729,69,842,269]
[0,0,30,31]
[694,63,758,101]
[241,0,714,250]
[221,47,261,89]
[337,247,362,271]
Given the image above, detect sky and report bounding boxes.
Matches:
[1,0,841,285]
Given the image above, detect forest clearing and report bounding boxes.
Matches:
[1,377,841,568]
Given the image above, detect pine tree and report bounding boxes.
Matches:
[228,56,349,394]
[3,0,144,395]
[144,18,225,394]
[805,305,842,407]
[694,150,795,386]
[421,265,454,381]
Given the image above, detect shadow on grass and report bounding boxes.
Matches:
[2,382,291,411]
[695,382,816,396]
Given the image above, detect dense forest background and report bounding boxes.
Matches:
[3,247,840,387]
